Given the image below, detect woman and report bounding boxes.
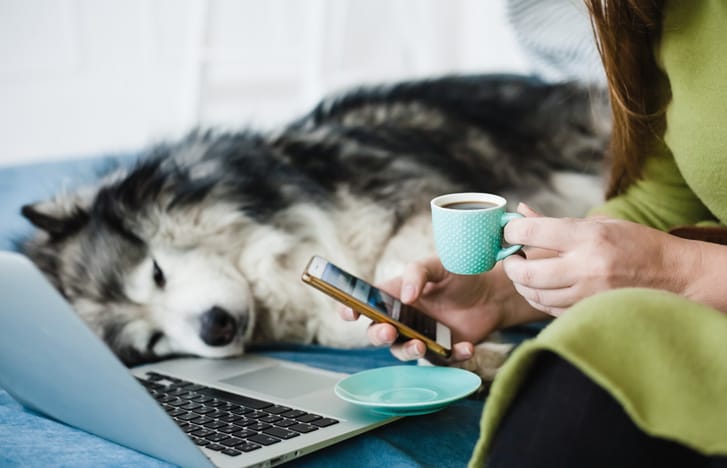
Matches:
[340,1,727,466]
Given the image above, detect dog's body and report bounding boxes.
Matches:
[21,75,609,375]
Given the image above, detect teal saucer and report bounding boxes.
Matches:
[334,365,482,416]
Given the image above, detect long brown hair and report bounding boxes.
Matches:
[584,0,668,198]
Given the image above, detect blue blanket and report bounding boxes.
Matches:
[0,155,530,467]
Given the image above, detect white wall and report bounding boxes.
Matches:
[0,0,529,167]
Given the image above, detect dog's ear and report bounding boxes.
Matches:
[21,198,89,239]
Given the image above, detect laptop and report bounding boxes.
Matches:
[0,252,396,467]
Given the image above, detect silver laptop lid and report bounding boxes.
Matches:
[0,252,212,468]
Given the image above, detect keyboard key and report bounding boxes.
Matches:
[191,395,214,404]
[296,414,321,423]
[235,442,262,452]
[274,419,298,428]
[190,416,214,425]
[220,437,245,447]
[144,372,167,381]
[264,405,292,415]
[247,434,281,446]
[280,410,306,419]
[205,433,230,443]
[168,381,193,391]
[206,444,225,452]
[199,388,273,410]
[229,406,253,415]
[231,418,255,427]
[178,412,201,421]
[263,427,300,440]
[218,414,244,423]
[204,421,229,430]
[245,422,272,432]
[312,418,339,428]
[191,428,216,438]
[191,406,216,415]
[289,423,318,434]
[219,425,241,434]
[205,409,225,419]
[232,429,257,439]
[259,415,282,424]
[221,449,242,457]
[180,402,203,411]
[192,438,210,447]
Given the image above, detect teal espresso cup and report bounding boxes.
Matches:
[431,193,523,275]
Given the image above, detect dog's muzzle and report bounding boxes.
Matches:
[199,306,240,346]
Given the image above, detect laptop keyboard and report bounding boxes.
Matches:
[137,372,339,458]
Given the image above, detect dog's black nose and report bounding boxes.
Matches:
[199,306,237,346]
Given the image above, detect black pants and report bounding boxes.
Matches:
[486,352,727,468]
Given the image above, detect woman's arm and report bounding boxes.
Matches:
[503,214,727,315]
[339,254,550,363]
[681,239,727,313]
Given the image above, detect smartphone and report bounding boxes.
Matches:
[301,255,452,358]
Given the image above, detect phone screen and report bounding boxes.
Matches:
[319,262,438,340]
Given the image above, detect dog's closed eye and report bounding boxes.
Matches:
[152,260,166,288]
[147,331,164,352]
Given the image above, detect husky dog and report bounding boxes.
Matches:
[20,75,609,376]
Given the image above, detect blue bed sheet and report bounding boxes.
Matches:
[0,155,512,467]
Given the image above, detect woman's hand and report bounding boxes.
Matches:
[338,256,546,362]
[502,205,695,315]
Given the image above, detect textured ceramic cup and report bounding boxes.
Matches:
[431,193,523,274]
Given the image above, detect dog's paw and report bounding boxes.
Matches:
[456,341,514,381]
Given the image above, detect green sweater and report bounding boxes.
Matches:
[470,2,727,465]
[593,1,727,228]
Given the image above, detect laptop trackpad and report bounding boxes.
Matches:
[220,365,338,399]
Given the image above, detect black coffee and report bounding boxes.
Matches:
[442,201,498,210]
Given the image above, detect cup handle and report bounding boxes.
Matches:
[496,212,524,261]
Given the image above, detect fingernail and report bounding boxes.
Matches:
[406,342,424,358]
[401,284,415,302]
[378,327,392,343]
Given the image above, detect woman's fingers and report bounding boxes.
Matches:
[336,305,359,321]
[516,202,542,217]
[367,323,398,346]
[398,256,448,303]
[502,255,577,289]
[368,323,474,363]
[505,217,582,251]
[511,282,579,310]
[390,341,426,361]
[390,340,475,362]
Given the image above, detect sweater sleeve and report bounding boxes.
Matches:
[589,1,726,230]
[588,143,715,231]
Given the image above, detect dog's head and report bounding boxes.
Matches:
[20,152,264,366]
